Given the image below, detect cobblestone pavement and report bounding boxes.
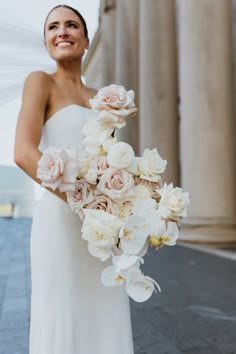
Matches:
[0,218,236,354]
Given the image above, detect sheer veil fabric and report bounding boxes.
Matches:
[0,8,55,105]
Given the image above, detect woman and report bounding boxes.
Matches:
[14,5,134,354]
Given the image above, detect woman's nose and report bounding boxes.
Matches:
[57,26,68,37]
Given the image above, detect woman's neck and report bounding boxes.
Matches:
[54,59,84,86]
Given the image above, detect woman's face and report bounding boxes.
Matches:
[44,7,89,62]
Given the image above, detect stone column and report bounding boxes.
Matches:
[139,0,179,185]
[100,0,116,86]
[114,0,139,154]
[178,0,236,243]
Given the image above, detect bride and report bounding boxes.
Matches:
[14,5,134,354]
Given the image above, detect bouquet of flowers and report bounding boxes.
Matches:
[37,84,189,303]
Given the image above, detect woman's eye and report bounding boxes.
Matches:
[48,25,56,30]
[68,23,78,28]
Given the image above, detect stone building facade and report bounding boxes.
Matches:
[82,0,236,244]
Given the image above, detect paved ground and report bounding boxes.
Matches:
[0,218,236,354]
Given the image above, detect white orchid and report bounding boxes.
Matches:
[146,210,179,248]
[133,198,157,218]
[119,214,150,255]
[101,254,143,287]
[116,187,152,221]
[112,254,144,273]
[101,265,126,287]
[125,269,161,303]
[87,244,113,262]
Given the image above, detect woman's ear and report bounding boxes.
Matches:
[85,38,90,50]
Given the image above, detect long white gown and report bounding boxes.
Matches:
[30,105,134,354]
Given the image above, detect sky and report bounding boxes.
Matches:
[0,0,100,166]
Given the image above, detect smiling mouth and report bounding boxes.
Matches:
[57,41,73,47]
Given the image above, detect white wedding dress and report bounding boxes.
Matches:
[30,105,134,354]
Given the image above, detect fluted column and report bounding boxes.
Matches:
[115,0,139,154]
[100,0,116,85]
[178,0,236,242]
[139,0,179,185]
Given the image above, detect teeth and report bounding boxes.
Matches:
[57,42,72,47]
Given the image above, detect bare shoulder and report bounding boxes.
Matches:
[21,71,54,110]
[23,71,53,91]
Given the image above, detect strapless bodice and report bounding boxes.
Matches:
[39,105,98,154]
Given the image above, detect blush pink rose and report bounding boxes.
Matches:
[97,168,134,200]
[96,157,110,176]
[85,190,119,215]
[37,146,80,192]
[89,84,138,128]
[89,84,136,111]
[66,179,94,219]
[37,146,68,190]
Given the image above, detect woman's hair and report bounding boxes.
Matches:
[44,5,88,38]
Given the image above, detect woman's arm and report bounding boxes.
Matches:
[14,71,67,202]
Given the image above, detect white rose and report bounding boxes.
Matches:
[82,118,116,156]
[83,209,123,234]
[97,168,134,200]
[82,222,118,248]
[139,178,163,200]
[139,148,167,182]
[107,142,135,169]
[132,184,151,202]
[77,157,93,178]
[82,209,123,251]
[102,135,117,152]
[59,147,80,192]
[158,183,190,219]
[84,165,98,185]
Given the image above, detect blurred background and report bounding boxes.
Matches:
[0,1,236,353]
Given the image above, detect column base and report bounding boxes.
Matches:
[179,217,236,244]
